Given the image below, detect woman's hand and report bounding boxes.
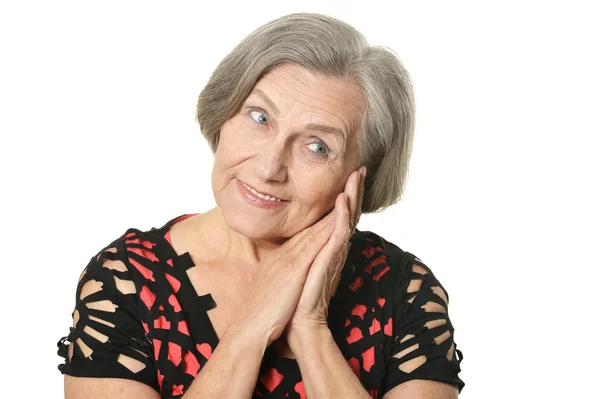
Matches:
[284,165,367,338]
[227,166,366,351]
[228,196,340,348]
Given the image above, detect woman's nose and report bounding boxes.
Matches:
[253,135,288,183]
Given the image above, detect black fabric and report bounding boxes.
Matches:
[57,213,464,398]
[56,235,158,390]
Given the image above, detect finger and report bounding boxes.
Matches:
[309,193,350,277]
[282,171,351,254]
[285,214,335,253]
[344,171,359,231]
[327,245,348,299]
[304,204,338,235]
[331,192,351,247]
[291,200,342,258]
[291,215,337,273]
[283,206,337,250]
[312,206,338,229]
[355,166,366,228]
[337,192,351,246]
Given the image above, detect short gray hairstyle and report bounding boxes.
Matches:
[196,12,415,213]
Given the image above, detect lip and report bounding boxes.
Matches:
[236,179,289,209]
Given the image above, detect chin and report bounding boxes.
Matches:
[216,197,281,239]
[214,179,291,238]
[225,212,289,240]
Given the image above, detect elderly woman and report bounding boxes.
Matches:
[57,12,464,399]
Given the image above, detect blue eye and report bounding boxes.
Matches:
[249,109,268,125]
[308,141,330,157]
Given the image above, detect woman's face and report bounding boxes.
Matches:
[211,63,366,240]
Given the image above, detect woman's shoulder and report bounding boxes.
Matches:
[121,212,201,240]
[349,228,417,272]
[79,213,198,281]
[57,226,159,391]
[347,229,440,296]
[349,230,466,394]
[109,212,203,251]
[350,228,413,260]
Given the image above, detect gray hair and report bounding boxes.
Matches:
[196,12,415,213]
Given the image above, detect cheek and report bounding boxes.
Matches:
[211,144,236,190]
[216,125,252,165]
[220,122,256,159]
[294,173,343,207]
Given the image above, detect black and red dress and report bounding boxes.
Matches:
[57,213,465,398]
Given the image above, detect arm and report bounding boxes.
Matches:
[382,379,458,399]
[60,233,161,399]
[181,319,270,399]
[64,325,269,399]
[289,327,459,399]
[58,231,268,399]
[64,311,270,399]
[289,325,373,399]
[65,376,161,399]
[380,257,465,397]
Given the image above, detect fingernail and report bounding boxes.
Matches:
[360,166,367,178]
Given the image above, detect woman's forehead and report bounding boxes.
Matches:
[249,64,366,137]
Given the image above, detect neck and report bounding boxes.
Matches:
[207,206,289,270]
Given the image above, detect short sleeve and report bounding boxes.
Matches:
[56,232,159,392]
[381,253,465,395]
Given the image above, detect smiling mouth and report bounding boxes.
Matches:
[239,180,286,202]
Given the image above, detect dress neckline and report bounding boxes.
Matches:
[154,213,222,344]
[152,213,294,365]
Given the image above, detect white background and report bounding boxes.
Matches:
[1,1,598,398]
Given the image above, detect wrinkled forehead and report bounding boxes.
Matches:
[249,64,367,140]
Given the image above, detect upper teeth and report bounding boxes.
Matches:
[242,183,282,202]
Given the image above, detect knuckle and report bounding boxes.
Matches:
[289,256,303,271]
[303,229,316,240]
[341,232,350,245]
[300,241,316,255]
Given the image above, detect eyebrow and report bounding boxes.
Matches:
[250,88,347,140]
